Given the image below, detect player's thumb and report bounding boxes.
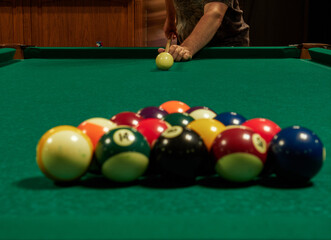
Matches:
[158,48,165,53]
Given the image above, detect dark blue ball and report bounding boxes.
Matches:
[214,112,246,126]
[267,126,325,182]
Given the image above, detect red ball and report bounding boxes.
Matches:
[211,128,268,182]
[242,118,281,144]
[135,119,170,147]
[110,111,143,127]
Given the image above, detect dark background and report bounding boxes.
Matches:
[239,0,331,46]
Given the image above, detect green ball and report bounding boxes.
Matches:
[156,52,174,70]
[95,127,150,182]
[163,113,194,127]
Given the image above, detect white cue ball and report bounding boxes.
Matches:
[156,52,174,70]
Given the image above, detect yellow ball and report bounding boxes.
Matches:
[36,126,94,182]
[156,52,174,70]
[187,119,226,150]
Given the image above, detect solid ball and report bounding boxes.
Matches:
[159,100,190,114]
[242,118,281,144]
[186,119,226,150]
[267,126,325,183]
[110,111,144,127]
[36,126,93,182]
[163,113,194,127]
[95,127,150,182]
[211,128,267,182]
[150,126,209,180]
[156,52,174,70]
[137,106,168,120]
[135,118,169,147]
[214,112,247,126]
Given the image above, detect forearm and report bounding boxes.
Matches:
[181,4,226,55]
[165,0,176,20]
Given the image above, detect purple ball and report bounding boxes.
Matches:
[137,106,168,120]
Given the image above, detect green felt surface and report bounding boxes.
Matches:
[0,47,331,240]
[309,48,331,66]
[0,48,16,67]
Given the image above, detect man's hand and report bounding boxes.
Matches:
[163,17,177,39]
[158,45,192,62]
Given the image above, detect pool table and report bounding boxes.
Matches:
[0,46,330,240]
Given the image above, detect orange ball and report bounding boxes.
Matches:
[159,100,190,114]
[78,118,117,149]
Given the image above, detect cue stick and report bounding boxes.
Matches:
[165,34,174,53]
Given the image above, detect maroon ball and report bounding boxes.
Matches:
[110,111,143,127]
[211,127,268,182]
[137,106,168,120]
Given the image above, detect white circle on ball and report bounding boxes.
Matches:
[162,126,183,138]
[113,129,136,147]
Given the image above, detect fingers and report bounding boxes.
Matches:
[168,45,192,62]
[158,48,165,53]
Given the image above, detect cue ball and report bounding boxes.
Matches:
[36,125,94,182]
[267,126,325,183]
[95,127,150,182]
[156,52,174,70]
[211,128,267,182]
[150,126,209,180]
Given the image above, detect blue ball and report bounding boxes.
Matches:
[214,112,246,126]
[267,126,325,182]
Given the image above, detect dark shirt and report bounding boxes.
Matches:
[174,0,250,46]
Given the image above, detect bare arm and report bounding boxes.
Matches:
[164,0,177,38]
[164,2,228,61]
[181,2,228,56]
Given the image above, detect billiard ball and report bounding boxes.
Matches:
[135,118,170,147]
[242,118,281,144]
[137,106,168,120]
[36,126,93,182]
[214,112,247,126]
[186,119,226,150]
[267,126,325,183]
[150,126,209,180]
[95,127,150,182]
[110,111,143,127]
[163,113,194,127]
[159,100,190,114]
[186,106,217,120]
[156,52,174,70]
[78,117,117,148]
[211,128,267,182]
[78,118,118,174]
